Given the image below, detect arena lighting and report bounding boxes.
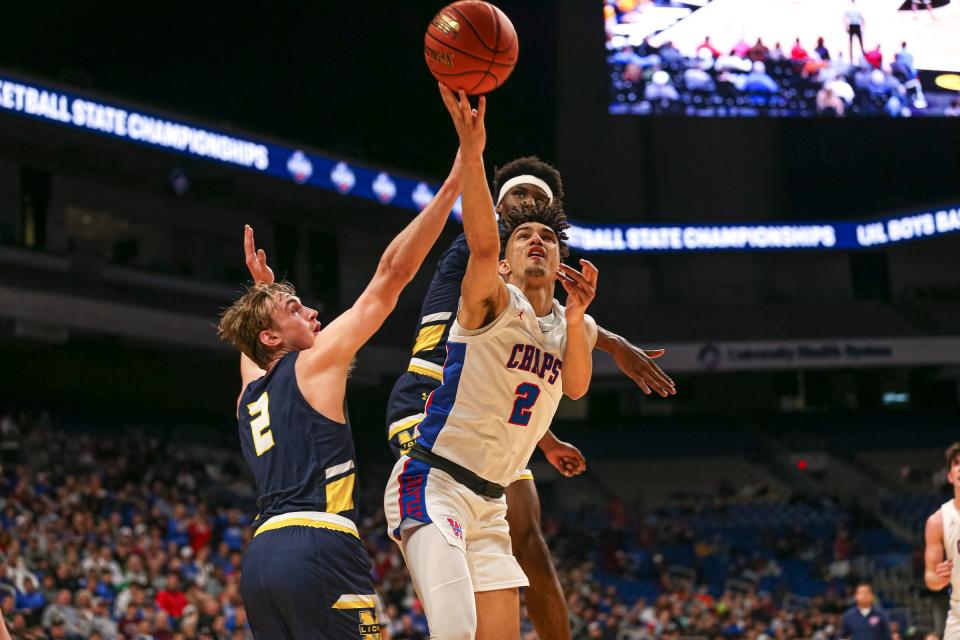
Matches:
[1,71,958,253]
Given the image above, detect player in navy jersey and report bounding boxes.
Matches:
[217,152,461,640]
[385,157,675,639]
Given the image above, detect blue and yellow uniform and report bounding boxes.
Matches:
[239,351,380,639]
[386,234,467,458]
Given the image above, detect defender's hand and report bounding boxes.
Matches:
[613,343,676,397]
[244,225,274,285]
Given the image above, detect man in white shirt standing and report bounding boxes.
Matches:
[843,0,866,62]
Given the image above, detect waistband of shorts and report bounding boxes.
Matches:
[408,443,506,499]
[407,358,443,381]
[254,511,359,539]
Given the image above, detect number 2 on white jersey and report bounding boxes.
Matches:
[247,392,275,456]
[508,382,541,426]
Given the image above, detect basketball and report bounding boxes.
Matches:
[424,1,519,95]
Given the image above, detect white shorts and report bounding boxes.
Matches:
[384,455,528,592]
[946,608,960,640]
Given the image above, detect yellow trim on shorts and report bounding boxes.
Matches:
[516,469,535,481]
[331,594,377,609]
[407,362,443,380]
[254,512,359,539]
[388,414,425,440]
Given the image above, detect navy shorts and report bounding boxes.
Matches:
[385,371,440,459]
[240,525,380,639]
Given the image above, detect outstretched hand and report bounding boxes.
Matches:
[613,343,676,397]
[558,259,598,322]
[244,224,274,285]
[437,83,486,157]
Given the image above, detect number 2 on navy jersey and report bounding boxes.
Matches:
[247,392,275,456]
[508,382,541,426]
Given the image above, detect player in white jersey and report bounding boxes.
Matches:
[384,85,598,639]
[924,442,960,639]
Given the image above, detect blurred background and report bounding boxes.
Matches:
[1,1,959,638]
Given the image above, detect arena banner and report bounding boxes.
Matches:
[2,70,958,253]
[567,210,960,252]
[593,337,960,373]
[0,71,442,214]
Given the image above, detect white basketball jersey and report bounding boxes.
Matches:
[415,284,568,487]
[942,500,960,606]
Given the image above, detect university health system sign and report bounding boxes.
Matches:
[2,71,959,254]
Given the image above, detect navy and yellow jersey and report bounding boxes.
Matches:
[386,233,468,457]
[239,351,358,528]
[408,232,469,372]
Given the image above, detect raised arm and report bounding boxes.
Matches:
[438,84,509,330]
[594,326,676,397]
[305,153,462,368]
[233,225,273,404]
[924,510,952,591]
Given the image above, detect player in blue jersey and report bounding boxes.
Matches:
[217,152,462,640]
[386,156,674,639]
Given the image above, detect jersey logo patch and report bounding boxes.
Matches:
[447,517,463,540]
[358,610,380,638]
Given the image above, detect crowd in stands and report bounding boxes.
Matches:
[605,4,958,116]
[0,410,938,639]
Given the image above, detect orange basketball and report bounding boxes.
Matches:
[424,1,519,95]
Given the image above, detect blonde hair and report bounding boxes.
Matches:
[946,442,960,468]
[218,282,296,368]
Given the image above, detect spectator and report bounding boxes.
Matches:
[815,37,831,61]
[155,573,187,619]
[840,584,892,640]
[791,38,809,61]
[644,70,679,102]
[696,36,721,59]
[844,0,866,61]
[392,613,428,640]
[658,41,683,65]
[41,589,87,637]
[864,44,882,70]
[769,41,786,62]
[14,575,45,614]
[824,76,856,107]
[946,97,960,117]
[89,597,119,640]
[731,37,750,58]
[684,58,717,93]
[744,61,779,93]
[748,38,770,62]
[893,42,916,80]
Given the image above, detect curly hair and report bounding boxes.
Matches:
[499,201,570,260]
[492,156,565,204]
[217,281,296,368]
